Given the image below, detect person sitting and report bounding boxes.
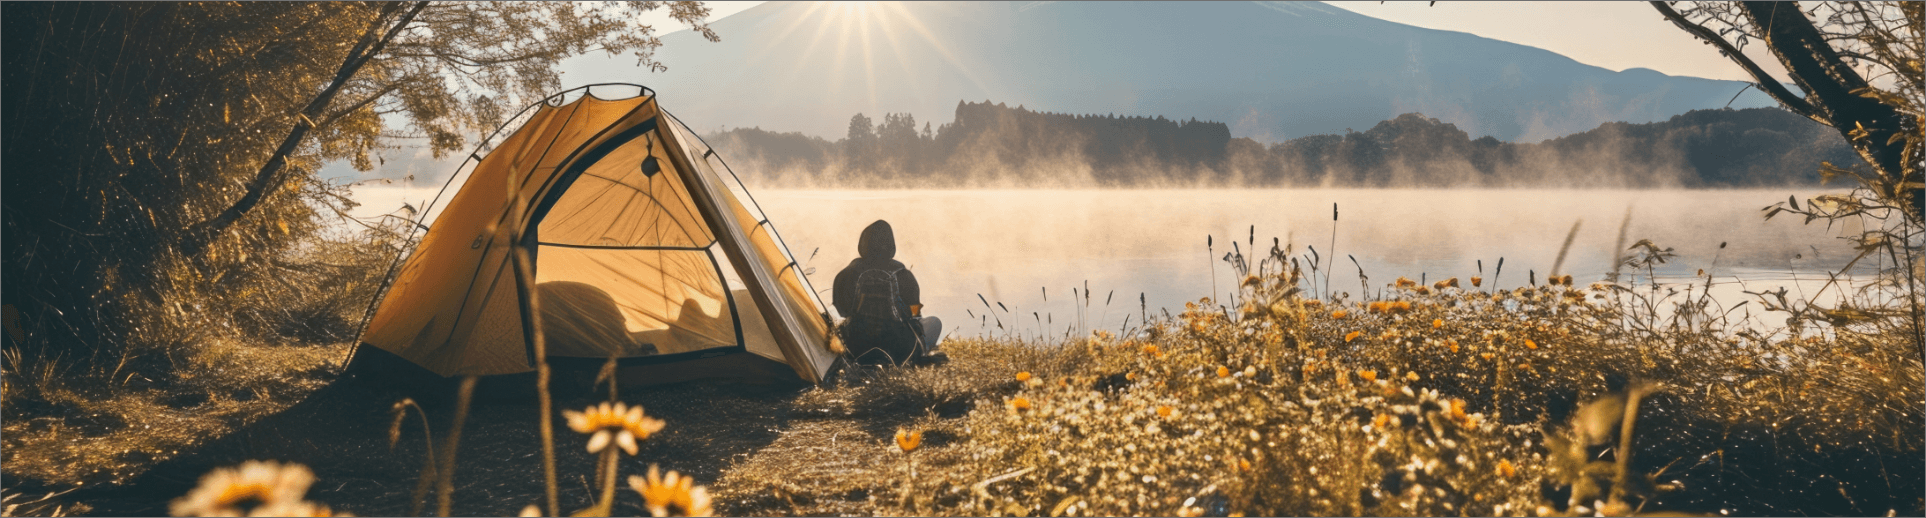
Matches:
[832,220,944,366]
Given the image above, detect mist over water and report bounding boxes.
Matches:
[752,188,1870,338]
[345,183,1875,338]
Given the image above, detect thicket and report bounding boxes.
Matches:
[707,103,1860,188]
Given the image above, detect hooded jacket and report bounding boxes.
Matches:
[832,220,920,319]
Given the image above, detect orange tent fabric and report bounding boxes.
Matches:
[359,90,835,383]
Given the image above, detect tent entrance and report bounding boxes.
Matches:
[527,122,782,367]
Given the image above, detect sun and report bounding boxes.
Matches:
[743,1,996,114]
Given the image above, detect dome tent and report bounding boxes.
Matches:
[351,84,838,387]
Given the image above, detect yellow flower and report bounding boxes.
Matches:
[1497,459,1517,478]
[563,402,666,456]
[1217,366,1231,378]
[1344,331,1362,342]
[628,464,714,517]
[1433,318,1445,329]
[170,460,316,517]
[1016,371,1032,382]
[1357,369,1377,382]
[895,429,922,452]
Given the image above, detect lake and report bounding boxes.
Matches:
[350,187,1878,339]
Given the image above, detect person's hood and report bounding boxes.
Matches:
[857,220,895,260]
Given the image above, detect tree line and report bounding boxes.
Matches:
[708,101,1859,188]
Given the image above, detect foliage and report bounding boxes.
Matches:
[707,104,1859,188]
[0,2,716,383]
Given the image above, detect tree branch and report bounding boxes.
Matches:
[1650,1,1822,121]
[183,1,431,253]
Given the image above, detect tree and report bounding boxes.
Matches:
[1652,1,1922,223]
[1,2,718,367]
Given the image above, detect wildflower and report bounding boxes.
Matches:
[1447,399,1468,422]
[1217,366,1231,378]
[1415,286,1431,295]
[1480,352,1494,360]
[1525,339,1538,350]
[1471,276,1483,287]
[1016,371,1032,382]
[1345,331,1362,342]
[1368,301,1387,313]
[1406,371,1420,381]
[1332,309,1349,319]
[1357,369,1377,382]
[170,460,315,517]
[1433,318,1445,329]
[895,429,922,452]
[1157,405,1175,419]
[1143,344,1160,356]
[1393,301,1413,313]
[521,505,542,517]
[1497,459,1516,478]
[1371,413,1390,430]
[563,402,666,455]
[629,464,714,517]
[1010,397,1033,411]
[1448,339,1460,353]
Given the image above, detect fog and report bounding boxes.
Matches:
[749,188,1871,338]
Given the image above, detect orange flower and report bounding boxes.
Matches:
[1143,344,1160,356]
[1368,301,1387,313]
[629,464,714,517]
[1447,339,1460,353]
[1331,309,1348,319]
[1157,405,1175,419]
[1393,301,1413,313]
[1525,339,1538,350]
[1217,366,1231,378]
[1447,399,1468,422]
[1357,369,1377,382]
[1433,318,1445,329]
[563,402,666,456]
[1371,413,1390,430]
[1010,397,1032,411]
[894,429,922,452]
[1344,331,1362,342]
[1015,371,1031,382]
[1470,276,1483,287]
[1497,459,1516,478]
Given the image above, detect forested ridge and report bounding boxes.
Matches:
[708,101,1858,188]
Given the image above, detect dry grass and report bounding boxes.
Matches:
[711,267,1923,516]
[2,339,342,489]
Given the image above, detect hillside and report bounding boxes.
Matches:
[630,1,1777,144]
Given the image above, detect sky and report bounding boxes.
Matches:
[638,1,1788,83]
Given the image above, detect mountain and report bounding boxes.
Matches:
[620,1,1777,143]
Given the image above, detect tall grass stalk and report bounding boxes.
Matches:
[507,155,562,516]
[1327,203,1338,300]
[1551,219,1582,277]
[436,375,478,517]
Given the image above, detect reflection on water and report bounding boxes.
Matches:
[348,185,1881,338]
[748,189,1876,338]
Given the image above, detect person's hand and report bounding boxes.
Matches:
[910,304,923,317]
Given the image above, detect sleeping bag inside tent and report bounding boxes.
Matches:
[353,86,839,387]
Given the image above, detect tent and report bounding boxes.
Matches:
[353,85,840,386]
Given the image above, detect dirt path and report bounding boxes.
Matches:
[71,373,817,517]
